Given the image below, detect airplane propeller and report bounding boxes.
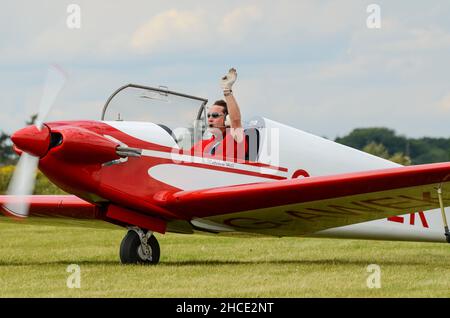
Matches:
[35,65,67,130]
[3,65,67,218]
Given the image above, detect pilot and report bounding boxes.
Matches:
[192,68,247,162]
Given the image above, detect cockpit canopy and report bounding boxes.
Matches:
[101,84,264,162]
[102,84,208,149]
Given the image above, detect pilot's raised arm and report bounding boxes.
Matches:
[190,68,246,159]
[221,68,244,143]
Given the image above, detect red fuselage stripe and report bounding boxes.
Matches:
[177,161,287,180]
[101,123,289,173]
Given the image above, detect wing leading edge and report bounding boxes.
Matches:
[0,195,99,219]
[157,162,450,236]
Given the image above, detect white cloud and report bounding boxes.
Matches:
[437,93,450,111]
[127,2,365,56]
[219,5,263,40]
[382,26,450,52]
[310,14,450,83]
[130,9,209,54]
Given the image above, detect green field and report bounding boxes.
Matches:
[0,220,449,298]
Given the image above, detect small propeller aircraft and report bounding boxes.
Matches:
[1,65,450,265]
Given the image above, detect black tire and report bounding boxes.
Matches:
[119,230,160,265]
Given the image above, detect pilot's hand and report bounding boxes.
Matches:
[221,68,237,94]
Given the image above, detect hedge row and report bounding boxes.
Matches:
[0,165,66,195]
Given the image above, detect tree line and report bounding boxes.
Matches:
[335,127,450,165]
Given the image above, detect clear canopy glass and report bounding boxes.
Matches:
[102,84,207,127]
[101,84,208,149]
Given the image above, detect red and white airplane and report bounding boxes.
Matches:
[1,66,450,264]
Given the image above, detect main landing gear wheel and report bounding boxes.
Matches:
[120,228,160,265]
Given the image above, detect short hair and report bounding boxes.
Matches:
[212,99,228,114]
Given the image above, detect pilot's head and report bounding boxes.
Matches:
[207,100,228,135]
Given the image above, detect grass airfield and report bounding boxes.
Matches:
[0,220,449,297]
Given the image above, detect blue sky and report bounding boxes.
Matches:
[1,0,450,139]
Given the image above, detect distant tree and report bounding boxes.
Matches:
[408,138,450,164]
[362,142,389,159]
[0,131,16,165]
[26,114,38,126]
[389,152,412,166]
[411,146,449,164]
[335,128,408,156]
[362,142,411,165]
[335,127,450,164]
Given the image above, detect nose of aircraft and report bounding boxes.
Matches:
[11,125,51,157]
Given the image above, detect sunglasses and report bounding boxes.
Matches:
[207,112,224,119]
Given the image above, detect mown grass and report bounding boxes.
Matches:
[0,220,449,297]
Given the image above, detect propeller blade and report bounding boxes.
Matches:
[35,64,67,130]
[3,153,39,218]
